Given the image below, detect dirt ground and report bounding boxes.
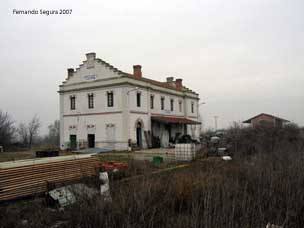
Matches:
[0,149,164,163]
[0,147,206,164]
[96,148,176,162]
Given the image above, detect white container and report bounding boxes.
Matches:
[175,143,196,161]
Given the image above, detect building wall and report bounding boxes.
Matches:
[149,91,186,117]
[62,87,123,114]
[126,85,200,146]
[60,85,128,150]
[251,114,276,128]
[62,113,127,150]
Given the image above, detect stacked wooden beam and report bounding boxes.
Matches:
[0,155,101,201]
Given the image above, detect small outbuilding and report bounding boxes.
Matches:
[243,113,289,128]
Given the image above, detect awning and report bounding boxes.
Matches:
[151,116,201,125]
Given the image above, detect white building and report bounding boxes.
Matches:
[59,53,201,151]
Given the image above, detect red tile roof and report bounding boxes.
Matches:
[243,113,290,123]
[75,56,199,95]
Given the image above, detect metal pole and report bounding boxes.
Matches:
[198,102,206,133]
[214,116,218,131]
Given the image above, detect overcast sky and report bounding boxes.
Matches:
[0,0,303,134]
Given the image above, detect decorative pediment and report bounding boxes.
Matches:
[64,53,128,84]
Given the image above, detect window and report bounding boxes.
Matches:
[88,94,94,109]
[191,102,194,113]
[170,99,174,111]
[150,95,154,109]
[179,101,182,112]
[70,96,76,110]
[137,92,141,107]
[107,91,114,107]
[161,97,165,110]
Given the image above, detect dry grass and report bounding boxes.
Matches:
[0,149,74,162]
[1,126,304,228]
[1,153,304,228]
[0,150,34,162]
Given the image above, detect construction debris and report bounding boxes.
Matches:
[48,186,76,207]
[99,172,111,202]
[222,156,232,161]
[36,150,59,158]
[48,183,98,207]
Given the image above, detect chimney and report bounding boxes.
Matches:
[166,77,174,82]
[86,52,96,68]
[67,68,74,79]
[166,77,176,88]
[175,78,183,91]
[86,52,96,61]
[133,65,142,78]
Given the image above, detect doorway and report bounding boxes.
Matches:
[136,122,142,148]
[70,135,77,150]
[87,134,95,148]
[166,124,172,142]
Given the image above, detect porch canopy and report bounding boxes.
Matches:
[151,116,201,125]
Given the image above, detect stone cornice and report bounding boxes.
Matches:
[63,111,122,117]
[59,77,199,100]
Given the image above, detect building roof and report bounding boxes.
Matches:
[69,54,199,95]
[124,74,198,95]
[243,113,290,123]
[151,116,201,125]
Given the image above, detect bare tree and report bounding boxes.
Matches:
[17,123,28,146]
[0,110,15,147]
[28,115,41,148]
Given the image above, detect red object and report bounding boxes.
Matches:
[101,161,127,171]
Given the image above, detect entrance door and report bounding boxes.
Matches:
[87,134,95,148]
[106,124,115,149]
[70,135,77,150]
[136,122,142,148]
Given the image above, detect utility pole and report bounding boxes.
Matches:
[214,116,218,131]
[198,102,206,134]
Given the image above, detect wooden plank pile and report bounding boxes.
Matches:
[0,155,101,201]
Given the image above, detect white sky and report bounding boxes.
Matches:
[0,0,303,134]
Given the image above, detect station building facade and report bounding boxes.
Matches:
[59,53,201,150]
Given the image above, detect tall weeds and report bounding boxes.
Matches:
[1,125,304,228]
